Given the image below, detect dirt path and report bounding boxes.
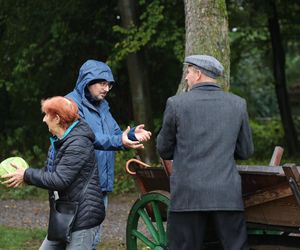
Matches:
[0,193,139,244]
[2,196,300,250]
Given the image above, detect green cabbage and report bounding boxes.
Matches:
[0,157,29,177]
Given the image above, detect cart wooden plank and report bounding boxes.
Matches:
[126,159,300,229]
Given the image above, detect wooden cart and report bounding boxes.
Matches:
[125,147,300,250]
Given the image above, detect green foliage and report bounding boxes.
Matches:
[233,116,300,165]
[0,225,45,249]
[114,150,137,194]
[153,118,163,135]
[0,125,47,167]
[250,118,284,159]
[230,51,277,117]
[0,0,184,165]
[0,183,48,200]
[248,116,300,160]
[0,0,123,173]
[109,0,184,68]
[286,53,300,86]
[229,10,278,118]
[111,0,164,65]
[228,0,300,118]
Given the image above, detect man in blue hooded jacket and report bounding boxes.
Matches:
[66,59,151,248]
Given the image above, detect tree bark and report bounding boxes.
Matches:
[268,1,299,155]
[178,0,230,92]
[118,0,158,164]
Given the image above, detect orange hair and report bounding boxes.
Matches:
[41,96,80,129]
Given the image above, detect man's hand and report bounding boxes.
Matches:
[1,163,25,188]
[122,126,145,149]
[134,124,152,142]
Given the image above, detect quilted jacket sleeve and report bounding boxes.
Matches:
[24,137,92,191]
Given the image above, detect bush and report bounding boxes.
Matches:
[113,150,137,194]
[245,117,300,167]
[250,118,284,159]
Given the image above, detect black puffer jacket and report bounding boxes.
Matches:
[24,120,105,232]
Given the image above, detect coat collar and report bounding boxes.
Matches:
[50,120,80,150]
[190,82,221,91]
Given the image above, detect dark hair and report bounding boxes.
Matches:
[88,79,106,86]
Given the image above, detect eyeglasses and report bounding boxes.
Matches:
[100,81,113,90]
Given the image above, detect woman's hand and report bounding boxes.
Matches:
[134,124,152,142]
[1,163,25,188]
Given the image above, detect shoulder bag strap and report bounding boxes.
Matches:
[50,163,97,202]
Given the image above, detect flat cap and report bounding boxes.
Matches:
[184,55,224,79]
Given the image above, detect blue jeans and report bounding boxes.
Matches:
[91,194,108,250]
[39,225,99,250]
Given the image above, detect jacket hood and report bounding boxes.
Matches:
[75,60,115,96]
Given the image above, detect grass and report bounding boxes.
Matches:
[0,184,48,201]
[98,240,126,250]
[0,225,128,250]
[0,225,45,250]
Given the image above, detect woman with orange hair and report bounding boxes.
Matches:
[2,96,105,249]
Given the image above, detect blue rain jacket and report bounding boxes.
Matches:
[66,60,135,192]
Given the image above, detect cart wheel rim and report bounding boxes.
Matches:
[126,191,170,250]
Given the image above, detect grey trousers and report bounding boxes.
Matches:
[168,211,249,250]
[39,225,99,250]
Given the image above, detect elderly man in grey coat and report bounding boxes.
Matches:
[157,55,254,250]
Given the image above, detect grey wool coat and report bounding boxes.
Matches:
[156,82,254,212]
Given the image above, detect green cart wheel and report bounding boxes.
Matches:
[126,191,170,250]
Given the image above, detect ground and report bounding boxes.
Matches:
[1,194,300,250]
[0,193,139,249]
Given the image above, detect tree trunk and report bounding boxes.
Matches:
[118,0,158,164]
[178,0,230,92]
[268,1,299,155]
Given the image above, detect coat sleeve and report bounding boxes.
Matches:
[93,113,125,150]
[67,92,136,150]
[234,100,254,160]
[93,113,138,150]
[156,98,177,160]
[24,138,92,191]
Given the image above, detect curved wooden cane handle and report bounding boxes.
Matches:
[125,158,151,175]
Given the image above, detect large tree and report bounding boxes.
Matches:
[118,0,157,164]
[111,0,185,163]
[267,0,299,155]
[178,0,230,92]
[227,0,300,156]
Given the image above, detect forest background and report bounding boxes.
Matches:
[0,0,299,197]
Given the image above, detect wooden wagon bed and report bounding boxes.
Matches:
[239,164,300,232]
[125,147,300,249]
[126,160,300,229]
